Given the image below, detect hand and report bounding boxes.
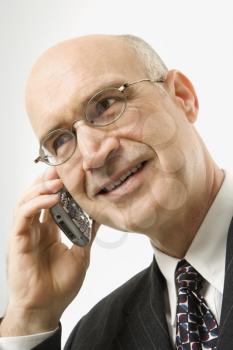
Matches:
[0,167,100,336]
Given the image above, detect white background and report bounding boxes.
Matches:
[1,0,233,346]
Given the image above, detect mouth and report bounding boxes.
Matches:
[97,160,148,196]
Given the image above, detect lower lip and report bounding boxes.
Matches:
[98,161,148,200]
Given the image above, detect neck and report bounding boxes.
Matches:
[149,163,224,259]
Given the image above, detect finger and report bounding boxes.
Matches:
[13,193,60,236]
[17,179,63,208]
[29,212,41,226]
[40,208,56,225]
[43,167,60,181]
[40,209,61,242]
[31,167,60,187]
[19,167,61,204]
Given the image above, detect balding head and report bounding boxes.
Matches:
[25,34,167,138]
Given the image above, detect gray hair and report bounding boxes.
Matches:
[121,34,168,81]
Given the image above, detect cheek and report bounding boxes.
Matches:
[113,101,177,149]
[140,104,177,148]
[118,101,189,176]
[56,154,85,195]
[151,177,188,211]
[156,145,186,174]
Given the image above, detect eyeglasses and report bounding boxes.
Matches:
[34,77,165,166]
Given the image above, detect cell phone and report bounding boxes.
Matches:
[49,187,92,247]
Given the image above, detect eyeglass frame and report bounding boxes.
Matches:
[34,76,166,166]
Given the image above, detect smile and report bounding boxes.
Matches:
[99,161,147,194]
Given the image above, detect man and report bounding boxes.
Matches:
[0,34,232,349]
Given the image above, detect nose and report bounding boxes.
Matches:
[75,121,120,171]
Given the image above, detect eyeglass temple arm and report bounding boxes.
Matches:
[34,156,42,163]
[119,77,166,92]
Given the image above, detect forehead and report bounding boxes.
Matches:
[26,37,145,139]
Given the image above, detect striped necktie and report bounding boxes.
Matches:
[175,260,219,349]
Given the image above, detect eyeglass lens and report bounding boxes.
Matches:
[41,87,126,165]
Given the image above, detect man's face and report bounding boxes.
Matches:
[26,36,202,238]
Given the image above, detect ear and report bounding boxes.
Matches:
[164,69,199,123]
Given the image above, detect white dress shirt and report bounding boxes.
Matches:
[152,170,233,343]
[0,330,57,350]
[0,170,233,350]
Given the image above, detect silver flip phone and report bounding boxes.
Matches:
[49,188,92,247]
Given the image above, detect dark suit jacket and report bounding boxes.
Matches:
[33,218,233,350]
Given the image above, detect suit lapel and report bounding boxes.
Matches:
[113,216,233,350]
[122,257,173,350]
[114,215,233,350]
[218,217,233,348]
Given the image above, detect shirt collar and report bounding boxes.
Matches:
[152,170,233,325]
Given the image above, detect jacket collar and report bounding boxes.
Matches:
[218,217,233,347]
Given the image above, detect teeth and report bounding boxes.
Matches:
[103,162,143,193]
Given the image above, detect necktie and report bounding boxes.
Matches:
[175,260,219,349]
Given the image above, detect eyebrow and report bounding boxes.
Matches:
[38,78,126,143]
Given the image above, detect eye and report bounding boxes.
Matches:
[95,97,116,116]
[86,88,125,125]
[53,132,74,153]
